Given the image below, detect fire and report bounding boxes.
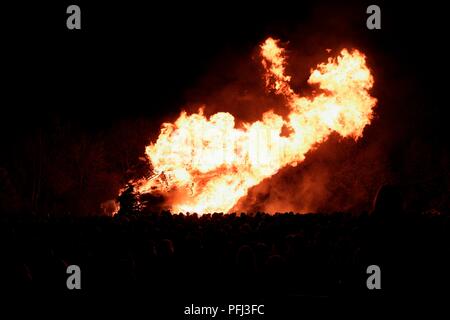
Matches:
[131,37,377,214]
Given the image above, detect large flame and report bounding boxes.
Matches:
[132,37,377,214]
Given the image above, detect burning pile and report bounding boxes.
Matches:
[128,37,377,214]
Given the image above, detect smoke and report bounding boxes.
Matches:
[183,46,287,124]
[232,133,390,214]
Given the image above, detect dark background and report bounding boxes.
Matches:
[1,0,448,216]
[1,1,450,315]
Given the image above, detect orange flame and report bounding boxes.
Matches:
[132,37,377,214]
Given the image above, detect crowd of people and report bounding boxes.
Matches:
[1,209,449,299]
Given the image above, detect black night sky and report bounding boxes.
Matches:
[1,0,450,313]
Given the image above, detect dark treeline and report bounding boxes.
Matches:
[0,116,158,216]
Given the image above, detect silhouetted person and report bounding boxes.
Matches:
[117,184,140,215]
[236,245,256,274]
[372,184,403,217]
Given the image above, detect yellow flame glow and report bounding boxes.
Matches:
[132,37,377,214]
